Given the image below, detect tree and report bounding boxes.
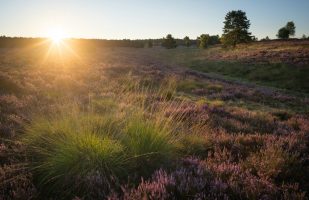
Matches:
[197,34,210,48]
[302,34,307,39]
[183,36,191,47]
[222,10,252,47]
[286,21,295,36]
[277,21,296,39]
[277,27,290,39]
[208,35,220,45]
[162,34,177,49]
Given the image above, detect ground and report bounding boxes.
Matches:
[0,40,308,199]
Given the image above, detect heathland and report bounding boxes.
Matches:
[0,39,309,199]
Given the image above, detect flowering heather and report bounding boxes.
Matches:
[0,44,308,199]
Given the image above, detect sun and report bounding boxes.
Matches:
[47,28,66,44]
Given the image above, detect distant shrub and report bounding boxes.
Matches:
[197,34,210,49]
[197,34,220,49]
[162,34,177,49]
[183,36,191,47]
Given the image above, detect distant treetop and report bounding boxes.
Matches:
[277,21,296,39]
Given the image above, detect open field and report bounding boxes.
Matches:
[152,40,309,93]
[1,40,309,199]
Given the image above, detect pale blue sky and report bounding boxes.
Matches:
[0,0,308,39]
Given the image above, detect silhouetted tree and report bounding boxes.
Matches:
[302,34,307,39]
[162,34,177,49]
[208,35,220,45]
[222,10,252,47]
[197,34,210,48]
[286,21,296,36]
[183,36,191,47]
[277,21,296,39]
[277,28,290,39]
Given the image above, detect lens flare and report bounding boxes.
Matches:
[48,28,66,44]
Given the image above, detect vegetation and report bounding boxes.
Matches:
[1,9,309,198]
[197,34,220,48]
[158,40,309,93]
[23,105,180,198]
[145,39,153,48]
[162,34,177,49]
[222,10,252,47]
[183,36,191,47]
[277,21,296,39]
[1,40,308,199]
[286,21,296,36]
[197,34,210,48]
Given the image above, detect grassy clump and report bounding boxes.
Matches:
[122,114,178,177]
[22,104,180,198]
[23,112,127,198]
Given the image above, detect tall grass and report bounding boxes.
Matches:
[23,111,127,198]
[22,81,186,198]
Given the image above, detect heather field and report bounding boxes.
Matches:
[1,40,309,200]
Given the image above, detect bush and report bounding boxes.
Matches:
[183,36,191,47]
[197,34,210,49]
[162,34,177,49]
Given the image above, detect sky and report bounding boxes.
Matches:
[0,0,308,40]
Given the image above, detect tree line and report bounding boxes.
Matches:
[161,10,306,49]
